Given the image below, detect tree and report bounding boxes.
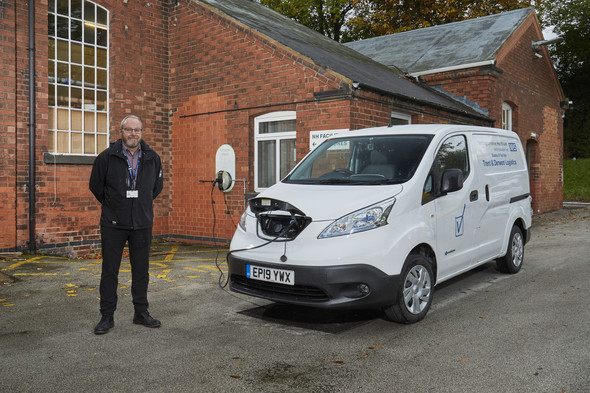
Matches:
[538,0,590,158]
[346,0,533,41]
[258,0,533,43]
[258,0,362,42]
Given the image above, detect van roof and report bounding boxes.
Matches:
[334,124,518,138]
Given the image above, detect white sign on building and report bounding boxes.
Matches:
[309,129,348,151]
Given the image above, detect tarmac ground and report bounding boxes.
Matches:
[1,206,590,392]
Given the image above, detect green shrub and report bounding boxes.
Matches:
[563,158,590,202]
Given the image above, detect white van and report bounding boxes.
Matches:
[228,125,532,323]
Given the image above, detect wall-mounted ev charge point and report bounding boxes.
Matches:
[215,144,236,192]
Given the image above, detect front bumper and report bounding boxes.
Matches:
[228,254,401,311]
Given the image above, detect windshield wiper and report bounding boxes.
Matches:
[318,178,364,184]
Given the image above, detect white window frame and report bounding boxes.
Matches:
[501,102,513,131]
[48,0,110,156]
[254,111,297,192]
[390,111,412,125]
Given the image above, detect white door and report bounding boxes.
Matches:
[423,135,479,280]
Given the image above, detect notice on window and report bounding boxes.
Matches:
[309,129,348,151]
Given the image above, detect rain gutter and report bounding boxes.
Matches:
[409,60,496,77]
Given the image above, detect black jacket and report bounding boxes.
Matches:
[89,139,163,230]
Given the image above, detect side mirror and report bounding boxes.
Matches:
[441,169,463,195]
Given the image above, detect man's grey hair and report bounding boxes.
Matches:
[120,115,143,129]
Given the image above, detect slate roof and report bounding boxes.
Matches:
[196,0,489,119]
[344,8,534,76]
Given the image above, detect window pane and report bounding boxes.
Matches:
[71,19,82,41]
[48,13,55,37]
[57,131,69,153]
[72,132,83,154]
[84,45,94,65]
[97,7,107,25]
[84,23,95,44]
[84,133,95,154]
[97,134,107,151]
[71,64,82,86]
[48,130,56,152]
[71,87,82,109]
[259,119,296,134]
[71,42,82,64]
[48,108,56,129]
[436,135,469,180]
[84,66,95,87]
[280,139,297,178]
[71,0,82,18]
[57,85,69,107]
[96,48,107,68]
[56,62,68,84]
[57,16,68,39]
[96,91,106,110]
[57,108,69,129]
[49,84,55,106]
[56,39,68,61]
[85,2,95,22]
[48,60,55,82]
[97,69,107,89]
[258,140,276,188]
[97,27,107,47]
[71,110,82,131]
[49,38,55,60]
[97,113,107,132]
[84,89,95,109]
[84,112,95,132]
[57,0,68,15]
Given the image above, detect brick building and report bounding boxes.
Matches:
[0,0,562,257]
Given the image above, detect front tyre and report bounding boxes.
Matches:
[383,253,434,324]
[496,225,524,274]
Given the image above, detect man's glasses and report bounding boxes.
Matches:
[122,128,142,134]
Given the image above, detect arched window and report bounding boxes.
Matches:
[501,102,513,131]
[254,111,297,191]
[48,0,109,155]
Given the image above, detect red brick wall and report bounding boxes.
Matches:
[0,0,18,251]
[1,0,173,256]
[420,14,564,212]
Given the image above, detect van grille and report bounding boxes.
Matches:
[231,275,329,302]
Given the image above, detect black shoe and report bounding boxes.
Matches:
[94,315,114,334]
[133,311,161,328]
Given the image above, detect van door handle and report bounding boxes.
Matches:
[470,190,478,202]
[485,184,490,202]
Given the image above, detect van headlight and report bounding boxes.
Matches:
[318,197,395,238]
[238,210,248,231]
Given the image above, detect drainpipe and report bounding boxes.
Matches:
[28,0,36,253]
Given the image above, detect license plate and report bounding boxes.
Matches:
[246,264,294,286]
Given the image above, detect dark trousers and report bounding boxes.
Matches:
[99,226,153,316]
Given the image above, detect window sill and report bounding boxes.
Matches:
[44,153,96,165]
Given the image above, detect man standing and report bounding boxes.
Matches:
[89,115,163,334]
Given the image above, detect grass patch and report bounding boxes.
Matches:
[563,158,590,202]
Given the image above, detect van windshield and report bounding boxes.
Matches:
[284,134,433,185]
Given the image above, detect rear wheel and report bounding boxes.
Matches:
[383,252,434,324]
[496,225,524,274]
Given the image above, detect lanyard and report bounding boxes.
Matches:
[123,149,141,189]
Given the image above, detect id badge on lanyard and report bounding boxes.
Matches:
[124,150,140,199]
